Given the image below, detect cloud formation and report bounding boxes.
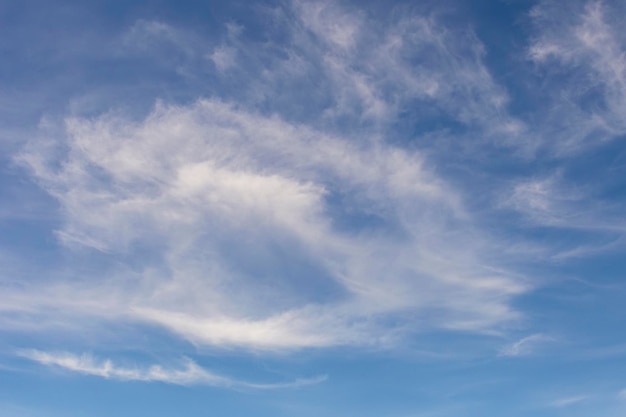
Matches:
[548,395,589,408]
[529,0,626,152]
[498,333,554,357]
[19,350,325,389]
[13,0,620,364]
[10,96,526,350]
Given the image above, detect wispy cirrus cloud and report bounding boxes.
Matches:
[529,0,626,153]
[176,0,526,142]
[18,350,325,389]
[1,0,538,361]
[474,0,626,267]
[295,0,524,135]
[7,96,526,351]
[498,169,626,261]
[498,333,555,357]
[548,394,590,408]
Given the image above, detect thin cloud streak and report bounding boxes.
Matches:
[18,350,326,389]
[498,333,554,357]
[548,395,589,408]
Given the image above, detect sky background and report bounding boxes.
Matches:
[1,0,626,416]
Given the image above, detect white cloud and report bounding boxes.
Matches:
[8,97,527,351]
[293,0,362,51]
[502,173,626,238]
[548,395,589,408]
[529,0,626,152]
[18,350,325,389]
[499,333,554,357]
[0,0,544,356]
[175,0,524,141]
[299,3,522,134]
[503,175,577,226]
[210,46,237,71]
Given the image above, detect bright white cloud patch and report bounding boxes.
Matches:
[11,98,526,350]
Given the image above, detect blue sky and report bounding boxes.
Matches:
[2,0,626,415]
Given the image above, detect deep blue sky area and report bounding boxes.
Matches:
[2,0,626,416]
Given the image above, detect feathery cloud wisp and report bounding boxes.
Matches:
[19,350,326,389]
[529,0,626,152]
[499,334,554,357]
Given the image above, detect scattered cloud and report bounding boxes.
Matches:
[2,0,626,414]
[159,0,525,140]
[499,333,555,357]
[299,2,523,134]
[2,0,622,377]
[19,350,326,389]
[7,97,526,351]
[548,394,589,408]
[502,173,626,242]
[529,0,626,153]
[209,46,237,71]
